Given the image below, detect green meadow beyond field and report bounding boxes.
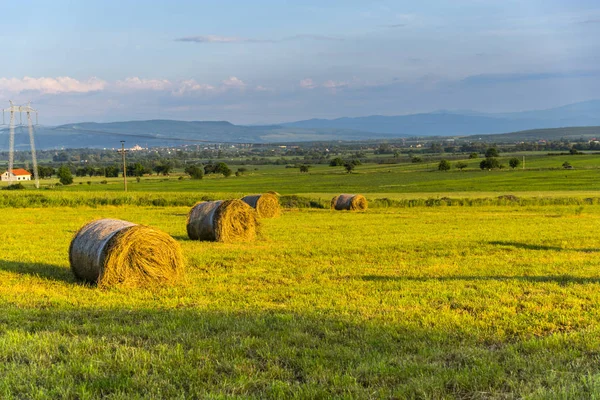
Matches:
[3,155,600,398]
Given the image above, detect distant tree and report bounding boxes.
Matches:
[569,148,579,155]
[204,162,233,177]
[562,161,573,169]
[36,165,55,179]
[57,165,74,185]
[485,147,499,158]
[468,152,479,159]
[299,164,311,173]
[222,166,233,177]
[105,166,120,178]
[203,164,215,174]
[438,159,451,171]
[329,157,344,167]
[153,162,173,176]
[455,161,468,171]
[509,157,521,169]
[53,152,69,162]
[480,157,500,170]
[184,165,204,180]
[430,142,444,153]
[411,156,423,163]
[393,150,400,159]
[344,162,356,173]
[375,143,393,154]
[127,162,147,177]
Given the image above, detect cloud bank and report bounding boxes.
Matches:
[0,77,106,94]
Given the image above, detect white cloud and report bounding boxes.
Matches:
[172,79,216,95]
[323,80,348,89]
[171,77,248,96]
[0,76,106,94]
[300,78,351,91]
[115,77,172,91]
[299,78,317,89]
[221,76,246,89]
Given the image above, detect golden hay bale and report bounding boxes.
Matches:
[187,199,257,242]
[331,194,368,211]
[266,191,280,196]
[69,218,185,288]
[241,193,281,218]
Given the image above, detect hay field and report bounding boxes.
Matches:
[2,204,600,398]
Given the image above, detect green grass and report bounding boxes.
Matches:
[9,152,598,195]
[3,205,600,398]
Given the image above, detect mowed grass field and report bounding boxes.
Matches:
[3,203,600,398]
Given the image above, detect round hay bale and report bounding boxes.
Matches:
[266,191,280,196]
[69,219,184,288]
[187,199,257,242]
[331,194,368,211]
[241,193,281,218]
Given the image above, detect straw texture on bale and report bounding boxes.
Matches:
[187,199,257,242]
[241,193,281,218]
[331,194,368,211]
[69,218,185,288]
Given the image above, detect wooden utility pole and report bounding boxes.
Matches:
[119,141,128,192]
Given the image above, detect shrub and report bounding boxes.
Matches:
[329,157,344,167]
[3,183,25,190]
[185,165,204,180]
[455,161,468,171]
[509,157,521,169]
[438,159,451,171]
[152,198,167,207]
[480,158,500,170]
[279,195,326,209]
[344,162,356,173]
[469,152,479,159]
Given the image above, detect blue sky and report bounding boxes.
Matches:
[1,0,599,124]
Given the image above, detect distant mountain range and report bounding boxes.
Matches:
[2,121,398,150]
[1,99,599,149]
[282,100,600,136]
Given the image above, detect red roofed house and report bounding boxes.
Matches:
[1,168,32,182]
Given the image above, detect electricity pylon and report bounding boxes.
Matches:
[1,101,40,188]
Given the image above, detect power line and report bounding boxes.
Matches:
[1,101,40,188]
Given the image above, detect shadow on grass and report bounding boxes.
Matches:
[172,235,192,241]
[2,304,599,398]
[0,259,75,283]
[489,241,600,253]
[362,275,600,285]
